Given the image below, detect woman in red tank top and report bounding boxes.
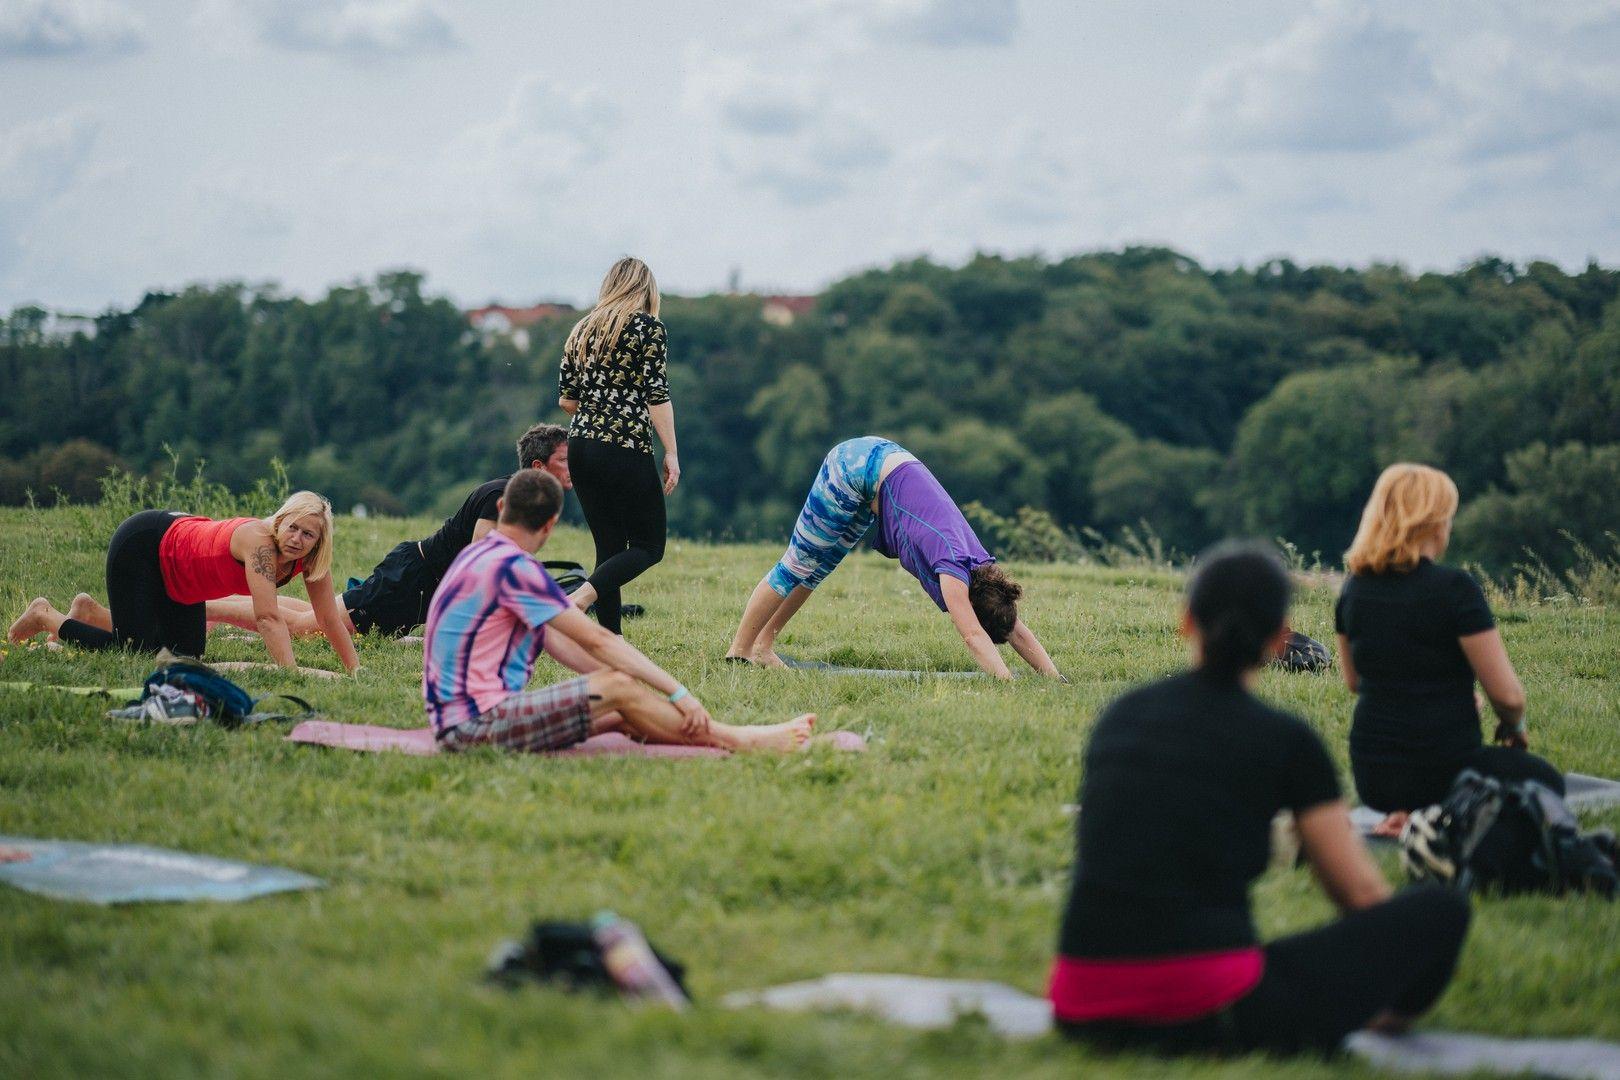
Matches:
[9,491,359,674]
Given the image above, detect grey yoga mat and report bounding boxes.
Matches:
[726,974,1620,1078]
[0,836,323,904]
[776,654,985,679]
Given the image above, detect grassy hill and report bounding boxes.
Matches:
[2,505,1618,1078]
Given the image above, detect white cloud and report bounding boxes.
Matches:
[1185,1,1441,153]
[0,113,100,288]
[0,0,144,57]
[0,112,98,206]
[685,53,891,206]
[450,75,619,197]
[1438,27,1620,162]
[223,0,459,55]
[811,0,1019,48]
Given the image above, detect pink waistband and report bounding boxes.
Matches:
[1048,948,1264,1024]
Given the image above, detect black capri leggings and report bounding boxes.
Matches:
[568,436,666,635]
[56,510,206,657]
[1354,745,1565,813]
[1060,886,1472,1057]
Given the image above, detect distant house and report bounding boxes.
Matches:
[759,295,817,327]
[466,301,576,351]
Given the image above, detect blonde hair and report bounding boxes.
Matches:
[1344,464,1459,575]
[563,257,660,365]
[265,490,335,582]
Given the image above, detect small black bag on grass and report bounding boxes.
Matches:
[1401,769,1618,898]
[110,658,317,727]
[486,918,689,1001]
[1272,630,1331,673]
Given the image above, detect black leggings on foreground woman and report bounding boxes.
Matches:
[1052,542,1469,1057]
[568,437,666,635]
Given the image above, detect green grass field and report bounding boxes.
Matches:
[3,505,1619,1079]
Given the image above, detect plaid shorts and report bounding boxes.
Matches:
[437,676,593,753]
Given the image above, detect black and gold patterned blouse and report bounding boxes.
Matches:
[558,312,671,454]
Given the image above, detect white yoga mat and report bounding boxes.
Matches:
[726,973,1620,1078]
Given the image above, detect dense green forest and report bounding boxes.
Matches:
[4,250,1619,573]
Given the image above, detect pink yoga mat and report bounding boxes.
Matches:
[286,721,864,757]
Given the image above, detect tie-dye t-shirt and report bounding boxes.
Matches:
[422,531,572,731]
[873,461,994,610]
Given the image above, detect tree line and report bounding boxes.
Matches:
[3,250,1618,574]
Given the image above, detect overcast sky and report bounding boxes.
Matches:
[4,0,1620,312]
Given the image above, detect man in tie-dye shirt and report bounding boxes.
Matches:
[423,469,815,754]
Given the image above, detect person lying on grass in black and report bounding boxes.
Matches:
[1051,541,1470,1057]
[205,424,572,639]
[1336,463,1562,836]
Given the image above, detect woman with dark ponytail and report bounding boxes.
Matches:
[1050,541,1470,1056]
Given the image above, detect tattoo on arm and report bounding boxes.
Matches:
[250,544,277,582]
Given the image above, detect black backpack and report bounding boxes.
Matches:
[485,920,689,997]
[110,659,317,727]
[1401,770,1618,897]
[1272,630,1332,673]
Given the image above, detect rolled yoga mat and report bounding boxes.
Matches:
[0,835,322,904]
[726,974,1620,1078]
[286,720,866,757]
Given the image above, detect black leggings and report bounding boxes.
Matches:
[56,510,206,656]
[1060,886,1471,1056]
[1355,745,1565,812]
[568,436,665,635]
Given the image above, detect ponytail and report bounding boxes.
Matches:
[1186,541,1291,682]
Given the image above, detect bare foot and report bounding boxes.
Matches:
[68,593,110,630]
[748,648,787,669]
[8,598,58,643]
[1373,812,1410,839]
[732,713,815,753]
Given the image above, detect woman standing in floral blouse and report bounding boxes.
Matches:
[557,257,679,635]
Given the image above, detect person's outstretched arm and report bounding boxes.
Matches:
[1460,628,1527,745]
[1296,801,1393,912]
[307,573,360,674]
[939,576,1013,679]
[230,522,298,667]
[649,402,679,494]
[1006,619,1062,679]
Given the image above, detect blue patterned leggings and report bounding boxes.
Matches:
[766,437,913,596]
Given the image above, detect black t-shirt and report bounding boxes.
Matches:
[1334,559,1495,769]
[416,476,507,578]
[1058,671,1341,959]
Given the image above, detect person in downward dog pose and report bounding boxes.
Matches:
[1336,463,1562,834]
[1051,542,1469,1056]
[725,436,1061,680]
[9,491,358,673]
[558,257,678,636]
[206,424,572,638]
[424,469,813,754]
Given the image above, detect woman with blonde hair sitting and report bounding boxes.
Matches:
[8,491,359,673]
[1335,463,1560,826]
[558,257,678,636]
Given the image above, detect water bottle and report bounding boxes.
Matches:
[590,910,689,1011]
